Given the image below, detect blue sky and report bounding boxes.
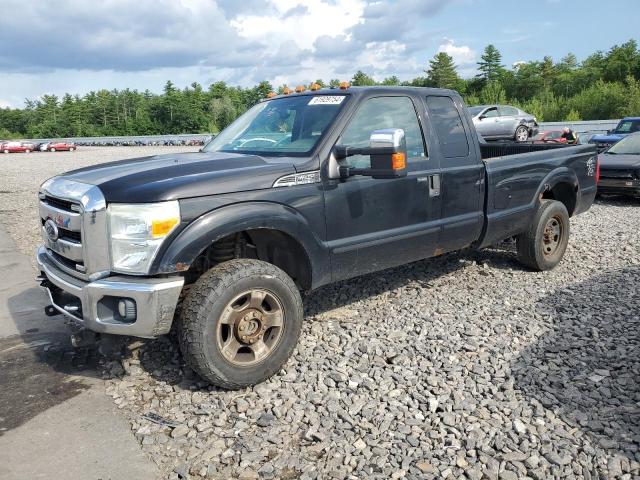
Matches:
[0,0,638,108]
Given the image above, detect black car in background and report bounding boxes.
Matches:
[597,132,640,197]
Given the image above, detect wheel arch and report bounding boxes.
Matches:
[538,168,580,217]
[154,202,329,290]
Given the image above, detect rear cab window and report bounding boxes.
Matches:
[425,96,470,159]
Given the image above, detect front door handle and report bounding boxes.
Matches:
[429,174,441,197]
[417,174,441,197]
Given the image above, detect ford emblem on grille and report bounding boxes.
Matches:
[44,218,59,242]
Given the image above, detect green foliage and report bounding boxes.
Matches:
[479,81,507,105]
[351,70,376,86]
[426,52,461,89]
[564,109,581,122]
[1,39,639,139]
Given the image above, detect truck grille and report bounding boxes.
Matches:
[43,195,77,212]
[600,169,638,180]
[39,178,109,280]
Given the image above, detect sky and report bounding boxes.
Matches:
[0,0,638,108]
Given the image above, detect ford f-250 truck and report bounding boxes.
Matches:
[37,86,598,389]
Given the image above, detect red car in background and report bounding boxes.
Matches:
[532,130,579,144]
[1,141,36,153]
[45,141,77,152]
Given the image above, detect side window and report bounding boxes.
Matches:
[425,96,470,158]
[483,107,499,118]
[499,106,519,116]
[338,96,426,169]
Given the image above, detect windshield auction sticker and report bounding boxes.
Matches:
[308,96,345,105]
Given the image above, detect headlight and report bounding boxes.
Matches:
[108,201,180,274]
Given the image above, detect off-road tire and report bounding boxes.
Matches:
[516,199,570,271]
[178,259,303,389]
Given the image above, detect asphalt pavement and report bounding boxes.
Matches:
[0,228,159,480]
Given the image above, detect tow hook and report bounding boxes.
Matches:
[44,305,61,317]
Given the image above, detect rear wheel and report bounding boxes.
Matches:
[515,125,529,142]
[178,259,303,389]
[516,199,570,271]
[24,149,31,153]
[69,147,75,152]
[50,148,56,152]
[3,149,8,154]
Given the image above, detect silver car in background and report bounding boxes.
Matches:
[469,105,539,142]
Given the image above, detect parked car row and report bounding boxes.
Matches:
[72,138,207,147]
[0,141,77,153]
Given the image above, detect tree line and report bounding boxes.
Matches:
[1,40,639,139]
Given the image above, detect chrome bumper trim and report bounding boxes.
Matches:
[37,246,184,338]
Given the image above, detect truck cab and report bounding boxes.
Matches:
[37,86,598,388]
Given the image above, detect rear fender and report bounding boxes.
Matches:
[479,167,579,248]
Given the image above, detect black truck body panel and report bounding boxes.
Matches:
[50,87,597,290]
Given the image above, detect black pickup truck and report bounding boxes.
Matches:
[37,86,598,388]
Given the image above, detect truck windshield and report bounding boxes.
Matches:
[614,120,640,134]
[607,134,640,155]
[203,95,348,156]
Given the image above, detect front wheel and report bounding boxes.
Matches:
[178,259,303,389]
[50,148,56,152]
[515,125,529,142]
[516,199,570,271]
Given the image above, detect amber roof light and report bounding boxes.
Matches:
[310,83,321,91]
[282,86,293,95]
[295,85,306,93]
[339,81,350,90]
[266,91,277,98]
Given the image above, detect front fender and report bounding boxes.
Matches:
[153,202,330,288]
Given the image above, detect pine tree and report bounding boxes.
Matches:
[426,52,460,89]
[477,44,505,82]
[351,71,376,86]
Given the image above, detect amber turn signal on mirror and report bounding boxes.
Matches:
[391,152,406,170]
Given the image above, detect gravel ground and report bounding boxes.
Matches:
[1,147,639,479]
[0,146,198,261]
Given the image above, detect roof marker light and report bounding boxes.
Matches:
[339,81,350,90]
[282,86,292,95]
[295,85,306,93]
[266,91,277,98]
[310,83,321,91]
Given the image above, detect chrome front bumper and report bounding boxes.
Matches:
[37,246,184,338]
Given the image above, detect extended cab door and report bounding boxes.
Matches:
[323,94,441,282]
[424,95,484,252]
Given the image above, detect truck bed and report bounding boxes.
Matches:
[478,143,598,248]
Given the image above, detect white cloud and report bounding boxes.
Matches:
[0,0,463,106]
[438,38,476,66]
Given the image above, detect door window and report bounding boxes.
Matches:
[482,108,499,118]
[498,106,519,116]
[426,96,470,158]
[338,96,426,169]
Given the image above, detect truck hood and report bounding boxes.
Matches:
[599,153,640,170]
[59,151,297,202]
[590,133,627,143]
